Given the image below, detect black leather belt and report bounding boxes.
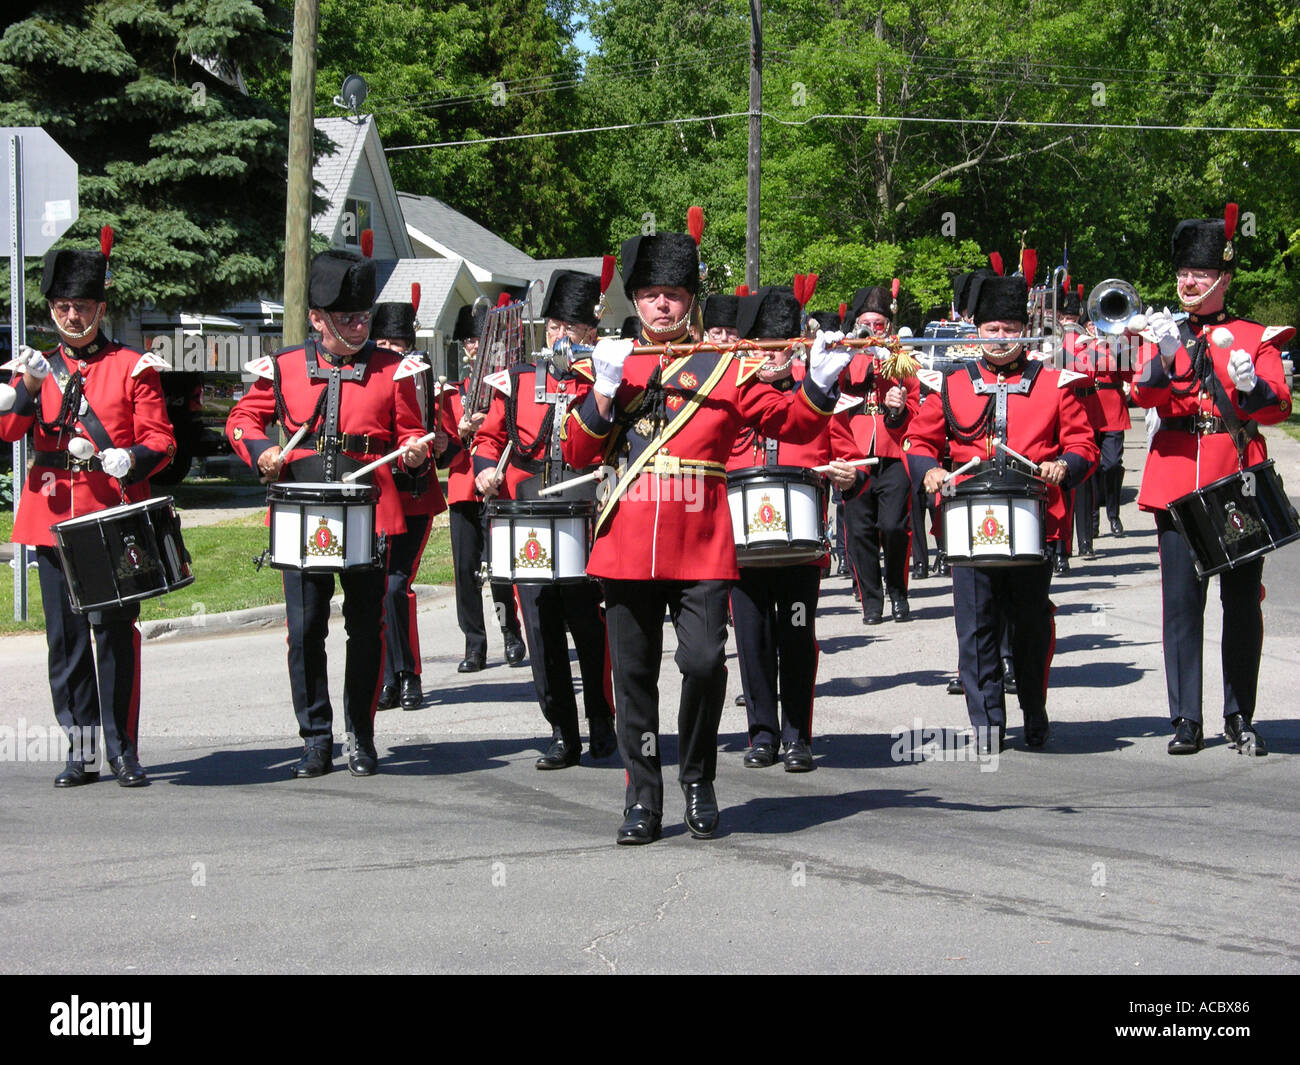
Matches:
[305,432,390,455]
[1096,382,1124,391]
[33,449,103,473]
[1072,385,1097,397]
[1162,415,1259,439]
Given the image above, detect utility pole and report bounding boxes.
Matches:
[746,0,761,290]
[283,0,319,347]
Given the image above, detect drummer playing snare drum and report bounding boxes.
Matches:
[904,266,1097,753]
[0,230,176,789]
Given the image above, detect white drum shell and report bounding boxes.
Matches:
[487,502,593,584]
[727,468,828,567]
[943,490,1045,566]
[268,482,378,570]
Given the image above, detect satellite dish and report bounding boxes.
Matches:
[334,74,369,114]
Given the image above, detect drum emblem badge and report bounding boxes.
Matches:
[115,535,157,580]
[517,530,551,569]
[751,494,787,533]
[307,517,343,559]
[973,507,1009,546]
[1222,501,1261,543]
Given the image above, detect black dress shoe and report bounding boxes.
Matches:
[1224,713,1268,756]
[376,681,399,711]
[1091,514,1101,539]
[457,653,486,673]
[682,781,720,838]
[891,597,910,622]
[1052,552,1070,575]
[1023,707,1050,748]
[399,672,422,711]
[1168,717,1204,755]
[535,736,581,770]
[54,762,99,788]
[1001,657,1018,695]
[912,560,929,580]
[864,610,884,626]
[588,715,617,760]
[935,552,950,577]
[616,804,662,845]
[504,634,527,667]
[348,738,379,777]
[743,742,778,768]
[291,746,333,778]
[947,677,964,695]
[781,740,815,772]
[109,754,149,788]
[974,726,1006,755]
[1110,517,1124,537]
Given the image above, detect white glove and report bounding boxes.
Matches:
[591,337,633,398]
[0,382,15,412]
[19,345,51,380]
[1144,306,1181,362]
[808,330,852,392]
[100,448,133,479]
[1227,349,1257,393]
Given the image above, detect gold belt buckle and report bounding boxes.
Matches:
[1195,413,1217,435]
[653,451,681,476]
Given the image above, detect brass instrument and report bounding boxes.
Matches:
[1086,278,1143,337]
[463,287,534,420]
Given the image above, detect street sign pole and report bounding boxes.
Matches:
[9,133,28,620]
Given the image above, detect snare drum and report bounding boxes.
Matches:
[942,472,1048,567]
[486,499,594,584]
[727,466,829,568]
[53,497,194,613]
[1167,460,1300,578]
[267,481,379,570]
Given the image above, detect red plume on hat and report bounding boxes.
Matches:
[496,291,512,308]
[735,284,750,297]
[792,273,805,304]
[1021,249,1037,285]
[988,251,1004,276]
[360,229,374,258]
[838,301,847,321]
[1223,202,1239,263]
[100,226,114,260]
[410,283,421,314]
[594,253,616,320]
[889,276,900,316]
[686,206,705,245]
[805,273,819,306]
[1062,273,1070,293]
[1077,283,1084,301]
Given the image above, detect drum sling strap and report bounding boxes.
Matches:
[966,359,1041,477]
[296,339,373,482]
[1177,319,1253,466]
[594,351,733,535]
[45,348,116,456]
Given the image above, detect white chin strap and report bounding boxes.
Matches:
[1178,274,1224,309]
[637,299,694,339]
[322,313,366,353]
[52,305,103,342]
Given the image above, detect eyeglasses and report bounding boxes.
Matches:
[51,300,99,316]
[1176,270,1220,283]
[332,311,372,327]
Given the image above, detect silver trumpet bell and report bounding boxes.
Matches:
[1087,278,1143,337]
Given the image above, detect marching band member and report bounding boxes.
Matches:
[225,249,432,778]
[1055,282,1103,564]
[473,270,617,769]
[839,284,920,623]
[0,230,175,788]
[370,290,450,711]
[905,270,1097,751]
[1131,206,1293,755]
[447,304,526,672]
[560,215,850,844]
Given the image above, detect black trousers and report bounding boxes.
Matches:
[1072,473,1096,554]
[283,564,386,748]
[952,561,1054,731]
[36,546,140,766]
[449,501,521,657]
[1155,512,1264,726]
[602,579,730,814]
[731,565,820,747]
[845,456,912,614]
[382,512,432,683]
[1097,431,1124,520]
[913,473,939,567]
[516,579,613,744]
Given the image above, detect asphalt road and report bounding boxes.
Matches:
[2,427,1298,974]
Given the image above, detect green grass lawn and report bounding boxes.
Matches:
[1280,409,1300,445]
[2,506,456,636]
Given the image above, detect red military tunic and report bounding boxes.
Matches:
[1058,330,1106,431]
[392,370,447,519]
[224,341,427,536]
[1131,315,1292,511]
[838,351,922,461]
[1066,330,1133,431]
[1,339,175,547]
[474,359,598,499]
[562,350,836,581]
[904,358,1099,540]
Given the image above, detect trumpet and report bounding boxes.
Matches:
[1087,279,1144,337]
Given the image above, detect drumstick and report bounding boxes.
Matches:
[943,457,981,483]
[994,440,1039,473]
[537,464,612,497]
[342,430,440,483]
[493,441,513,478]
[810,457,879,474]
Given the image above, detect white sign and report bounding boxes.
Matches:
[0,127,80,256]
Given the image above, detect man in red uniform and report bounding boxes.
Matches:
[1,233,175,788]
[1131,207,1293,755]
[906,273,1097,751]
[447,304,526,672]
[839,285,920,623]
[727,288,854,772]
[369,292,449,711]
[473,270,616,768]
[225,250,430,778]
[561,226,850,844]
